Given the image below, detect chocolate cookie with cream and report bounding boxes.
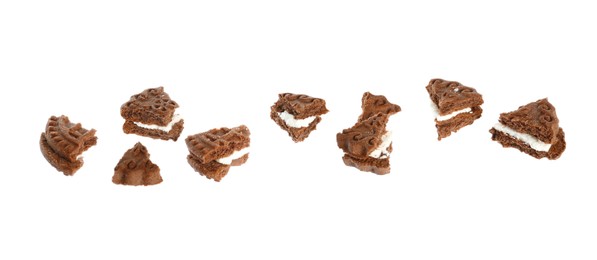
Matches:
[270,93,328,142]
[185,125,251,182]
[337,92,401,175]
[426,79,484,140]
[490,98,566,159]
[121,87,184,141]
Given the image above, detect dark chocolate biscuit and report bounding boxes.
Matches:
[113,142,162,186]
[497,98,559,144]
[426,79,484,140]
[337,92,400,175]
[40,115,97,175]
[358,92,401,122]
[490,98,566,159]
[337,113,389,157]
[185,125,251,182]
[120,86,184,141]
[270,93,329,142]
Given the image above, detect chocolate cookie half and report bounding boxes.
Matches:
[270,93,329,142]
[40,115,97,175]
[426,79,484,140]
[337,92,401,175]
[121,87,184,141]
[185,125,251,181]
[490,98,566,159]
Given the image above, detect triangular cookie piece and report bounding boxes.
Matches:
[120,87,184,141]
[426,79,484,140]
[358,92,401,121]
[113,142,162,185]
[490,98,566,159]
[270,93,329,142]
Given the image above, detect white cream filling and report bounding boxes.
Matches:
[135,114,183,132]
[431,103,472,121]
[217,147,250,165]
[278,111,316,128]
[369,131,393,159]
[493,123,552,152]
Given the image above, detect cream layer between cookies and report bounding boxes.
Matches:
[278,111,316,128]
[430,103,472,121]
[135,114,183,132]
[217,147,250,165]
[369,131,392,159]
[492,123,552,152]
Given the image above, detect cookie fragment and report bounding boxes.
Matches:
[270,93,329,142]
[185,125,251,182]
[120,86,184,141]
[489,98,566,159]
[426,79,484,140]
[113,142,162,186]
[337,92,400,174]
[39,115,97,175]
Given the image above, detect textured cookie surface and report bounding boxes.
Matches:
[120,86,179,126]
[113,142,162,186]
[337,113,389,157]
[40,133,83,176]
[40,115,97,175]
[270,93,329,119]
[270,93,328,142]
[186,126,251,181]
[185,125,251,164]
[490,98,565,160]
[358,92,401,122]
[426,79,484,114]
[44,115,97,162]
[337,91,401,175]
[498,98,559,144]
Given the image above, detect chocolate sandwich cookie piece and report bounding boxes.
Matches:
[490,98,566,159]
[337,91,401,174]
[113,142,162,186]
[337,113,394,174]
[270,93,329,142]
[120,86,184,141]
[337,113,390,157]
[426,79,484,140]
[39,115,97,175]
[185,125,251,182]
[358,92,401,122]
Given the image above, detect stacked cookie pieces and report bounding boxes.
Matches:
[121,87,184,141]
[337,92,401,174]
[426,79,484,140]
[186,125,251,182]
[270,93,328,142]
[39,115,98,175]
[490,98,566,159]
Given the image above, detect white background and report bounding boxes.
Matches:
[1,1,595,259]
